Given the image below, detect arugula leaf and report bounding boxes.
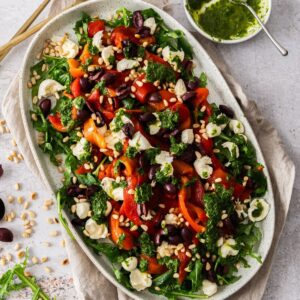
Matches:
[114,269,134,290]
[170,136,187,156]
[74,12,92,45]
[146,61,176,83]
[0,251,50,300]
[122,98,137,109]
[158,257,179,273]
[56,190,75,240]
[106,7,133,27]
[139,232,155,257]
[199,72,208,87]
[187,260,203,292]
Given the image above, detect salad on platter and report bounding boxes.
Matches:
[28,7,270,299]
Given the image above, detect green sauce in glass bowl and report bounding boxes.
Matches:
[186,0,270,42]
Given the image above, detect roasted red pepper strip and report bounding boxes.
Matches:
[109,209,135,250]
[88,19,105,37]
[178,177,206,233]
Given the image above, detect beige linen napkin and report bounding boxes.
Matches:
[1,0,295,299]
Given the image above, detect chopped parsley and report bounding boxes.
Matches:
[144,148,161,164]
[146,61,176,83]
[203,184,234,252]
[55,97,74,128]
[170,136,187,156]
[74,12,92,45]
[155,163,173,184]
[114,141,123,153]
[135,183,152,204]
[73,96,85,110]
[125,146,139,158]
[157,109,179,130]
[91,188,109,222]
[111,109,129,132]
[94,80,107,95]
[118,233,126,247]
[112,180,128,189]
[139,232,155,257]
[139,259,149,272]
[122,98,137,109]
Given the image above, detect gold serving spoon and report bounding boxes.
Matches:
[230,0,288,56]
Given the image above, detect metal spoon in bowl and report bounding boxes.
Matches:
[230,0,288,56]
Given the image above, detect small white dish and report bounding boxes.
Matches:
[183,0,272,44]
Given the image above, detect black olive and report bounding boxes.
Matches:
[133,10,144,28]
[0,198,5,221]
[66,185,83,197]
[182,91,196,102]
[138,153,147,168]
[219,105,234,118]
[101,72,117,85]
[39,98,51,117]
[165,225,178,236]
[116,84,131,99]
[0,164,3,178]
[136,26,151,38]
[86,185,99,198]
[168,235,183,245]
[88,69,104,81]
[76,109,90,122]
[122,123,135,139]
[154,229,165,245]
[139,112,156,123]
[179,145,196,163]
[79,77,93,93]
[163,183,177,194]
[0,228,13,242]
[181,227,193,243]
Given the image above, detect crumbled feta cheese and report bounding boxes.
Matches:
[181,129,194,144]
[155,151,173,165]
[149,113,161,135]
[53,36,79,58]
[162,46,184,67]
[220,238,239,258]
[117,58,139,72]
[222,142,239,158]
[76,202,90,219]
[129,269,152,291]
[101,46,114,65]
[122,257,138,272]
[105,130,126,151]
[111,187,124,201]
[165,213,178,225]
[194,156,213,179]
[129,132,153,151]
[101,177,124,201]
[206,122,222,138]
[202,280,218,296]
[248,198,270,222]
[157,241,176,258]
[174,79,187,98]
[72,138,90,160]
[144,17,157,35]
[229,119,245,134]
[38,79,65,99]
[92,30,104,51]
[85,218,108,239]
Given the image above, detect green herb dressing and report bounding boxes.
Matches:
[187,0,269,40]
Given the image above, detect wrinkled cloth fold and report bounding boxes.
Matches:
[1,0,295,299]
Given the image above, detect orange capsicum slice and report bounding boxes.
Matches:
[68,58,85,78]
[83,118,106,149]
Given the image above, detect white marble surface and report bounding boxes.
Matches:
[0,0,299,299]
